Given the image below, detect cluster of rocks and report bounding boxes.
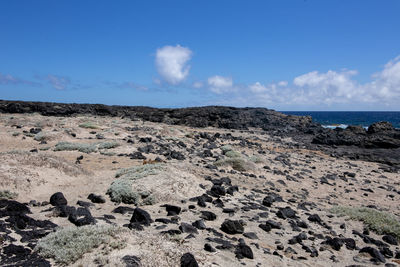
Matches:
[1,99,399,169]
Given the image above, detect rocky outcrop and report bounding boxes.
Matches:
[0,100,317,133]
[312,122,400,149]
[1,99,399,168]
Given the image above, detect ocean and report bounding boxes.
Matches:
[280,111,400,129]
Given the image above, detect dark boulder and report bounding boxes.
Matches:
[368,121,395,134]
[220,220,244,234]
[121,255,141,267]
[163,204,181,216]
[359,246,386,263]
[179,223,199,234]
[130,208,152,226]
[87,193,106,204]
[235,239,254,259]
[49,192,67,206]
[276,207,297,219]
[180,253,198,267]
[383,235,398,245]
[200,211,217,221]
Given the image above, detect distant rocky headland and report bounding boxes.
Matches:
[0,99,399,169]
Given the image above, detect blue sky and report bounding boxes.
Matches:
[1,0,400,110]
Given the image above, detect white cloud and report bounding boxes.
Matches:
[216,55,400,109]
[366,56,400,99]
[249,82,268,93]
[46,75,70,90]
[293,69,359,103]
[192,81,203,88]
[278,81,288,87]
[155,45,192,85]
[207,75,234,94]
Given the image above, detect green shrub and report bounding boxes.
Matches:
[54,142,97,153]
[34,132,47,141]
[54,141,119,154]
[225,150,242,158]
[79,122,99,129]
[249,155,263,163]
[12,132,20,137]
[214,157,254,172]
[106,179,139,204]
[35,225,126,265]
[107,164,164,204]
[98,141,120,150]
[331,206,400,240]
[220,145,233,154]
[0,190,18,199]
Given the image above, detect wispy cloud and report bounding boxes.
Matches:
[207,75,234,94]
[45,74,70,90]
[0,73,40,86]
[155,45,192,85]
[105,81,148,91]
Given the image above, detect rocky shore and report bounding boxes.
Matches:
[0,101,399,266]
[1,99,399,169]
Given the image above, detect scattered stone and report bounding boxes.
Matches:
[192,219,207,230]
[122,255,141,267]
[200,211,217,221]
[180,253,199,267]
[221,219,244,234]
[276,207,297,219]
[204,243,216,252]
[179,223,199,234]
[129,208,152,229]
[359,247,386,263]
[163,204,182,216]
[49,192,67,206]
[87,193,106,203]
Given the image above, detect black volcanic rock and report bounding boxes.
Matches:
[2,99,399,168]
[200,211,217,221]
[87,193,106,203]
[163,204,182,216]
[50,192,67,206]
[0,100,316,132]
[180,253,198,267]
[312,122,400,149]
[368,121,395,134]
[221,219,244,234]
[130,208,152,226]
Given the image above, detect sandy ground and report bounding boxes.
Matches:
[0,113,399,266]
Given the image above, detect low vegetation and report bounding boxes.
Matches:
[214,157,255,172]
[0,190,18,199]
[331,206,400,240]
[54,141,120,153]
[215,145,256,171]
[78,122,99,129]
[107,163,164,204]
[35,225,126,265]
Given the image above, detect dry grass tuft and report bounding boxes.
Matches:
[331,206,400,240]
[35,225,127,265]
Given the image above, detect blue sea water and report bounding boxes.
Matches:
[280,111,400,129]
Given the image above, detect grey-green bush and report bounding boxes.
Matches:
[214,157,254,172]
[79,122,99,129]
[0,190,18,199]
[54,141,119,153]
[331,206,400,240]
[107,163,164,204]
[35,225,126,265]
